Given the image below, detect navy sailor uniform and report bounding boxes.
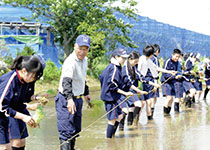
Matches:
[0,70,30,144]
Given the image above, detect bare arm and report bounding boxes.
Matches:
[14,112,36,128]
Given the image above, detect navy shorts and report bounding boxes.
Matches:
[142,82,155,100]
[206,79,210,86]
[104,101,122,120]
[183,80,195,93]
[0,113,10,144]
[193,80,202,91]
[162,81,183,98]
[55,93,83,141]
[9,117,28,139]
[119,94,140,108]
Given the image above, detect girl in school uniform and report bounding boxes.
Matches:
[118,51,148,130]
[9,55,46,150]
[99,48,133,138]
[193,54,205,103]
[0,55,44,150]
[138,45,176,120]
[182,52,199,107]
[203,60,210,100]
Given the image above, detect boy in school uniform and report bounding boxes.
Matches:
[138,45,176,120]
[150,44,160,117]
[99,48,133,138]
[161,49,183,114]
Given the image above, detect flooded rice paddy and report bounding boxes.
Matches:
[26,91,210,150]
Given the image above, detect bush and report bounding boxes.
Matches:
[43,59,61,82]
[87,56,109,78]
[16,45,36,56]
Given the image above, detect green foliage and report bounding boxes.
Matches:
[193,61,199,73]
[16,45,36,56]
[0,39,13,64]
[43,59,61,82]
[87,55,109,78]
[46,88,56,95]
[0,39,10,57]
[3,0,138,56]
[0,69,8,76]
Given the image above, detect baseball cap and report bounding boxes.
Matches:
[112,48,129,58]
[76,34,91,48]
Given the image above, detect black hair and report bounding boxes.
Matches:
[127,51,140,80]
[183,52,191,61]
[143,45,154,57]
[10,55,44,80]
[152,44,160,53]
[173,49,182,55]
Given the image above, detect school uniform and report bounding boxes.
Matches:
[0,70,29,144]
[119,63,147,108]
[161,58,183,98]
[99,57,122,121]
[205,62,210,86]
[55,51,89,142]
[9,82,35,140]
[193,62,204,91]
[151,54,160,97]
[182,58,196,93]
[138,55,159,100]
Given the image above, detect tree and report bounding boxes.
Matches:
[3,0,138,73]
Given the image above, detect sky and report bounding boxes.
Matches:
[136,0,210,35]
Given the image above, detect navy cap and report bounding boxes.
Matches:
[112,48,129,58]
[34,54,46,69]
[76,34,91,48]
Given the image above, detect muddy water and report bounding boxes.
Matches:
[26,91,210,150]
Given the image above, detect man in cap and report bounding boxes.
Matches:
[55,35,91,150]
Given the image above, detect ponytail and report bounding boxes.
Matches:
[10,55,44,80]
[127,51,140,80]
[127,60,136,80]
[10,56,25,70]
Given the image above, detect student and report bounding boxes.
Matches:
[55,35,91,150]
[9,55,46,150]
[150,44,160,117]
[161,49,183,114]
[182,52,198,107]
[193,53,204,103]
[118,51,148,130]
[99,48,133,138]
[0,55,44,150]
[138,45,176,120]
[204,59,210,100]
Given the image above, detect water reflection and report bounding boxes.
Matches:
[26,92,210,150]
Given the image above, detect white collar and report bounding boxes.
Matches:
[110,57,120,66]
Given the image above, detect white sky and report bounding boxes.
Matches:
[136,0,210,35]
